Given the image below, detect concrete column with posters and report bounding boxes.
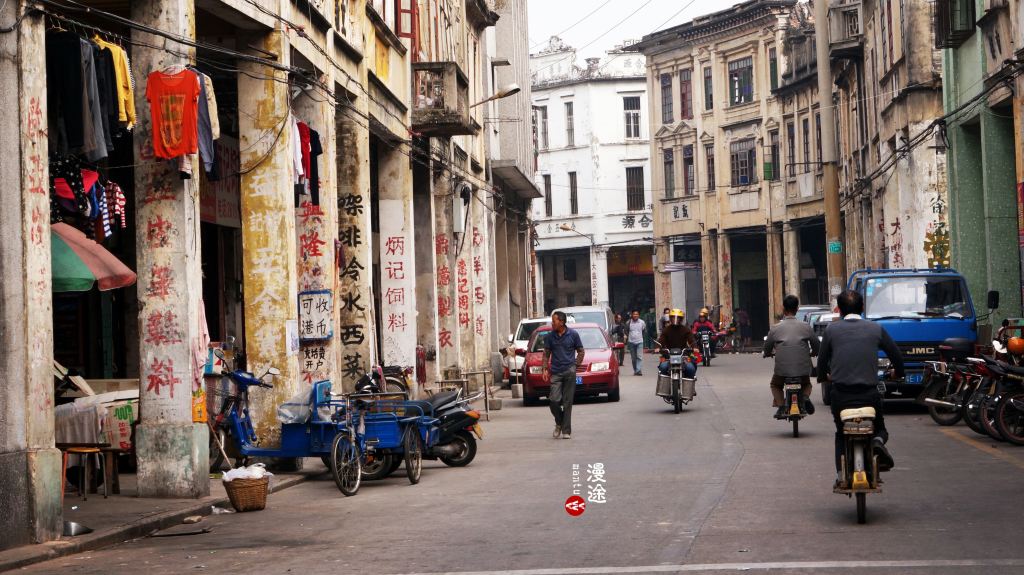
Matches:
[591,246,609,307]
[237,30,301,447]
[701,233,719,312]
[766,223,784,322]
[468,193,493,371]
[377,145,417,370]
[717,232,734,322]
[293,90,338,389]
[434,177,462,376]
[783,223,800,299]
[130,1,209,497]
[336,108,375,391]
[0,3,62,547]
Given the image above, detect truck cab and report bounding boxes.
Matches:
[847,268,980,398]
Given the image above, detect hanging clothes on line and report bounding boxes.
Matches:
[308,129,323,206]
[146,67,201,160]
[189,66,217,176]
[93,35,136,130]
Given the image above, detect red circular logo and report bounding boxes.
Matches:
[565,495,586,516]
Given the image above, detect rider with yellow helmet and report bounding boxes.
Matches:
[655,308,697,377]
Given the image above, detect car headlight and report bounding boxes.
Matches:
[590,362,610,372]
[878,358,891,369]
[528,366,543,374]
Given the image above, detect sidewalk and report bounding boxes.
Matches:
[0,464,328,573]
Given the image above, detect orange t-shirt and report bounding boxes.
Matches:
[146,69,200,159]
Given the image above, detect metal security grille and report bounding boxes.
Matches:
[626,166,645,211]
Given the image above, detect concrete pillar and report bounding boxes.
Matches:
[717,232,734,322]
[767,224,784,322]
[336,109,375,391]
[783,223,801,299]
[413,155,438,389]
[494,211,511,342]
[654,240,673,314]
[293,91,338,388]
[702,232,719,310]
[591,246,610,307]
[434,180,461,375]
[377,144,417,368]
[237,30,301,445]
[469,193,493,371]
[0,4,62,547]
[131,1,208,497]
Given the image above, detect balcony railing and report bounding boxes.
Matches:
[411,61,476,137]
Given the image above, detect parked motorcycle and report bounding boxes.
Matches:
[356,374,484,479]
[834,406,883,524]
[656,348,697,413]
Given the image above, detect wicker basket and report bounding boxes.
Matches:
[223,477,270,512]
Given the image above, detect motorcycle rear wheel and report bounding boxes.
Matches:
[440,430,477,467]
[995,391,1024,446]
[361,453,394,480]
[792,418,799,438]
[924,376,963,426]
[979,395,1005,441]
[856,493,867,524]
[961,389,988,436]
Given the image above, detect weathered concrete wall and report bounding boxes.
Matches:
[470,195,494,371]
[0,4,62,548]
[336,109,375,391]
[238,30,301,446]
[717,232,734,323]
[293,91,338,389]
[434,178,462,373]
[377,145,417,368]
[413,162,439,387]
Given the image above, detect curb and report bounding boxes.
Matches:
[0,471,322,573]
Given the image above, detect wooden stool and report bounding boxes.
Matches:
[62,447,108,501]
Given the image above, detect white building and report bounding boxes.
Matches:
[530,38,654,317]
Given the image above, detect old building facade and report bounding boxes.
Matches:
[828,0,950,280]
[0,0,534,549]
[629,0,826,338]
[530,38,654,316]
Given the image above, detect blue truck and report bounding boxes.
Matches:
[821,268,997,404]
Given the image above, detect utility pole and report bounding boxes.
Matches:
[814,0,846,307]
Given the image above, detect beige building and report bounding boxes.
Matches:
[629,0,826,337]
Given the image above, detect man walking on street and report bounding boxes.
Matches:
[627,310,646,376]
[764,295,819,419]
[817,290,904,483]
[543,311,585,440]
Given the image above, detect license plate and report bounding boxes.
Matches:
[576,375,583,386]
[473,423,484,438]
[907,373,923,384]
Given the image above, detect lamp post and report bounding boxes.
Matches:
[470,83,522,108]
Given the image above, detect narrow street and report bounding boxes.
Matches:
[19,354,1024,575]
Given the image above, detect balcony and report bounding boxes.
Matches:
[829,1,863,59]
[411,61,477,137]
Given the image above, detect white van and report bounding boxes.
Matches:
[553,305,616,334]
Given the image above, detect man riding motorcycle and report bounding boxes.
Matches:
[764,295,819,419]
[817,290,904,484]
[656,309,697,378]
[692,308,717,358]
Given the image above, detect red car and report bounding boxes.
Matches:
[519,323,624,405]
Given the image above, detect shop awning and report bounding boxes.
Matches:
[51,223,137,292]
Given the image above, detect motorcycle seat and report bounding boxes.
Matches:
[403,400,435,417]
[427,390,460,408]
[840,407,876,421]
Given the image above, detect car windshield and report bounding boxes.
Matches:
[563,311,607,328]
[515,321,546,341]
[530,328,607,352]
[864,276,970,319]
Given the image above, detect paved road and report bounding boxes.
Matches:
[19,354,1024,574]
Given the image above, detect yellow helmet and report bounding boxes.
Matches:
[669,308,685,319]
[699,307,710,316]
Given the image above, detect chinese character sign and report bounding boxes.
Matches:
[298,290,333,341]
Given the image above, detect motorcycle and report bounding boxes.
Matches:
[697,331,714,366]
[780,377,807,437]
[355,375,484,479]
[834,406,882,524]
[655,347,698,413]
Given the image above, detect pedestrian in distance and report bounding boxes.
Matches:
[543,311,585,440]
[658,307,670,341]
[609,313,627,366]
[736,307,752,350]
[817,290,904,484]
[764,295,819,419]
[626,310,647,376]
